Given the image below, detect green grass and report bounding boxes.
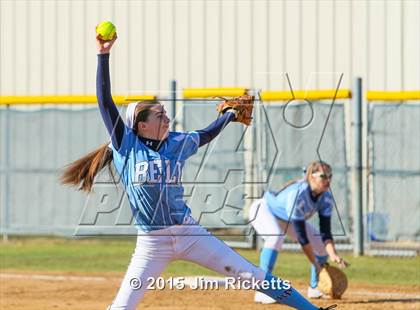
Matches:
[1,236,419,286]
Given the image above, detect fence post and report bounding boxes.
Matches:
[2,105,11,242]
[352,77,364,256]
[170,80,177,131]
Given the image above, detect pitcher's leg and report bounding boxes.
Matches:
[108,234,172,310]
[179,225,320,310]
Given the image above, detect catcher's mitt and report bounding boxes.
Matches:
[318,264,348,299]
[216,95,254,126]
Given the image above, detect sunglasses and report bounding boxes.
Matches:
[312,172,333,180]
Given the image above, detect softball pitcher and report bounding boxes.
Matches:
[61,33,337,310]
[249,161,349,304]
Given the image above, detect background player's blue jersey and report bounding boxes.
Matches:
[111,125,199,232]
[264,180,334,221]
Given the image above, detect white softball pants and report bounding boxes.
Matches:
[108,215,266,310]
[249,199,327,256]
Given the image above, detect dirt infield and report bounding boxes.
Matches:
[1,270,419,309]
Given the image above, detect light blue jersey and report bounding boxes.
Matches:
[111,126,199,232]
[264,180,334,221]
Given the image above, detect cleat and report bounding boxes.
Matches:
[307,286,323,299]
[319,305,337,310]
[254,291,277,304]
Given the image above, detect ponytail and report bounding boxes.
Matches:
[60,143,114,192]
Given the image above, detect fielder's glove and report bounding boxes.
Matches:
[216,95,254,126]
[318,264,348,299]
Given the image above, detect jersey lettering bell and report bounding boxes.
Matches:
[110,126,200,231]
[134,160,182,184]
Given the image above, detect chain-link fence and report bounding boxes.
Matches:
[0,97,419,255]
[366,101,420,255]
[0,106,107,235]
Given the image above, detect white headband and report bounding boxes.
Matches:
[107,102,139,149]
[125,102,138,129]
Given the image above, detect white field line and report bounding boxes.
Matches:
[348,291,420,299]
[178,276,420,299]
[0,273,106,282]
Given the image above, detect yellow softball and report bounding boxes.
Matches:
[96,21,116,41]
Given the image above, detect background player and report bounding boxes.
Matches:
[249,161,349,303]
[60,32,337,310]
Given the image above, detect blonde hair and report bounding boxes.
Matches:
[304,160,332,182]
[271,160,332,195]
